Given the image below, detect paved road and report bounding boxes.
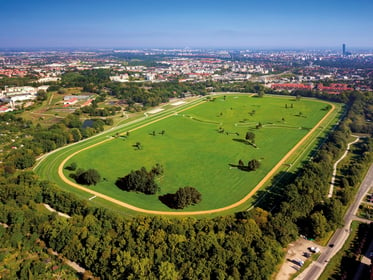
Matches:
[296,163,373,280]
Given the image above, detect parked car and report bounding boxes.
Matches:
[309,247,320,253]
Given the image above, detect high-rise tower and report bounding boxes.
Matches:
[342,44,346,56]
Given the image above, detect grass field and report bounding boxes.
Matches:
[37,94,335,213]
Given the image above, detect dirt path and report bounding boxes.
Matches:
[57,98,336,216]
[328,135,360,197]
[43,203,71,218]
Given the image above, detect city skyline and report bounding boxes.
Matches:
[1,0,373,49]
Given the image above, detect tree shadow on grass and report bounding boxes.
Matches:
[159,193,178,209]
[229,163,252,172]
[232,138,257,148]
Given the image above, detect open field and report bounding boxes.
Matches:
[35,94,339,215]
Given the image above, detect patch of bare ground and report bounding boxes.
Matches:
[275,238,324,280]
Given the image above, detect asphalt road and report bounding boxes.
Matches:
[296,163,373,280]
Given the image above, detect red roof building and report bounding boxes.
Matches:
[271,83,313,90]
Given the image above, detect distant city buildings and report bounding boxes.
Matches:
[0,48,372,113]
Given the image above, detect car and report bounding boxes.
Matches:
[329,244,334,248]
[309,247,320,253]
[294,259,304,266]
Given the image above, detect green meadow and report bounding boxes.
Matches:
[62,95,330,211]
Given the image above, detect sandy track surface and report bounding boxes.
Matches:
[57,98,336,216]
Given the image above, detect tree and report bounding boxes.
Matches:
[158,261,179,280]
[116,165,162,194]
[151,163,164,176]
[10,149,36,169]
[57,88,67,94]
[245,132,255,143]
[66,162,77,171]
[174,187,202,209]
[256,122,262,129]
[36,90,47,101]
[309,211,329,238]
[70,128,82,142]
[135,142,142,150]
[77,169,101,186]
[248,159,260,171]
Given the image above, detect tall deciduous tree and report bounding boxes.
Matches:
[248,159,260,171]
[174,187,202,209]
[245,132,255,143]
[77,169,101,186]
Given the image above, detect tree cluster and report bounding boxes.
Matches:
[70,168,101,186]
[236,159,260,172]
[116,164,163,194]
[160,187,202,209]
[1,113,111,172]
[0,174,283,279]
[174,187,202,209]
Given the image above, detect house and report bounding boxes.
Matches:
[81,99,93,107]
[63,98,78,105]
[0,106,13,113]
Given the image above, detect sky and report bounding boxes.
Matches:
[1,0,373,49]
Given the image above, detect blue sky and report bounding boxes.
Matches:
[1,0,372,49]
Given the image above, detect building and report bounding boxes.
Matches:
[2,86,37,96]
[37,77,61,83]
[110,74,129,82]
[63,95,92,101]
[342,44,346,56]
[63,98,78,106]
[271,83,313,91]
[0,106,13,113]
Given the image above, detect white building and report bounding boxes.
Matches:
[110,74,129,82]
[145,73,156,81]
[3,86,37,96]
[37,77,61,83]
[10,94,36,102]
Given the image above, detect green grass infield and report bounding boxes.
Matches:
[35,94,338,214]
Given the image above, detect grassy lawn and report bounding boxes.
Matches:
[46,94,331,212]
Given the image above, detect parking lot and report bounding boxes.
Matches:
[275,238,324,280]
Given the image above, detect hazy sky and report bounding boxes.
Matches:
[1,0,373,49]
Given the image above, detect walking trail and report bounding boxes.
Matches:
[328,135,360,198]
